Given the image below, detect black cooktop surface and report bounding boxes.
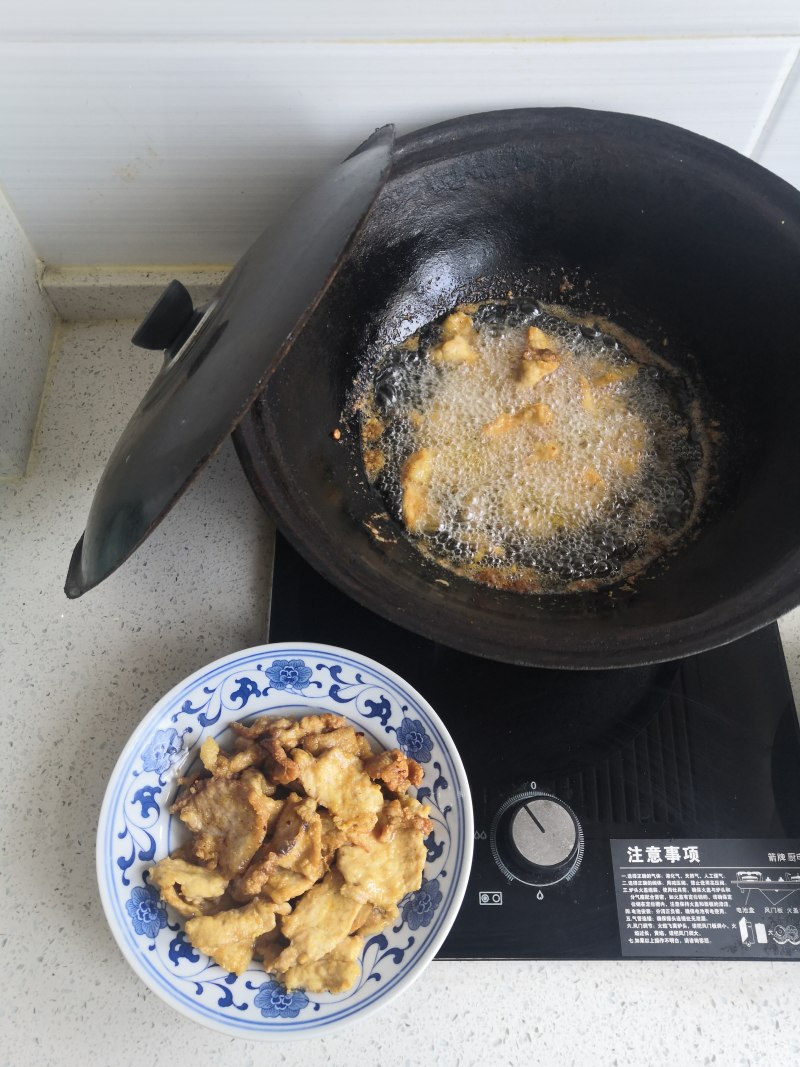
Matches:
[268,535,800,960]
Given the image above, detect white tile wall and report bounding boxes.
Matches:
[0,37,797,267]
[0,187,56,478]
[41,266,227,320]
[755,53,800,193]
[3,0,799,40]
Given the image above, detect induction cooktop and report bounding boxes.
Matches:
[268,534,800,961]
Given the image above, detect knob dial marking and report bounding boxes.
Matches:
[490,791,584,888]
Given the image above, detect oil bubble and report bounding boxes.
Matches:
[359,297,713,593]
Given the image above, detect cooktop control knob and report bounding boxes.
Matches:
[490,791,584,888]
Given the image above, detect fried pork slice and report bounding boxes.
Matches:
[272,871,364,971]
[350,901,399,937]
[280,935,364,994]
[185,897,289,976]
[526,325,555,352]
[231,793,323,901]
[517,352,560,389]
[280,713,349,744]
[431,333,479,365]
[148,857,229,919]
[258,868,315,906]
[593,362,638,387]
[171,774,280,879]
[262,795,322,882]
[291,747,384,837]
[363,748,424,796]
[253,713,350,785]
[373,795,433,843]
[400,447,439,535]
[337,823,428,911]
[198,735,267,780]
[300,726,371,758]
[430,311,479,365]
[441,310,475,339]
[516,325,560,388]
[357,732,375,758]
[232,711,346,744]
[482,402,554,437]
[231,716,295,741]
[258,736,302,786]
[319,811,347,866]
[253,926,285,970]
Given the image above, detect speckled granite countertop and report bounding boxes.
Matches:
[3,320,800,1066]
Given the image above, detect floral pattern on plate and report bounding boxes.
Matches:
[97,643,472,1040]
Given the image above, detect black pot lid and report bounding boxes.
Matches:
[65,125,394,598]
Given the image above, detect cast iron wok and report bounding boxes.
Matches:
[233,108,800,669]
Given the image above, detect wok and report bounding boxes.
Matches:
[233,108,800,669]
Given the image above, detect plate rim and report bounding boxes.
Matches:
[96,640,474,1040]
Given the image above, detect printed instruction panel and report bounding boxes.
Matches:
[611,839,800,958]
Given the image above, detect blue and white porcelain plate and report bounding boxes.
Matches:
[97,643,473,1039]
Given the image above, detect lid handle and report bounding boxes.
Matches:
[131,279,199,352]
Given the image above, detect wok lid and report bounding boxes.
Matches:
[65,125,394,598]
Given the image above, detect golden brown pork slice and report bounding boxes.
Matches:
[430,311,479,365]
[231,716,295,741]
[431,333,479,365]
[516,325,560,388]
[251,713,350,784]
[442,310,475,339]
[350,901,399,937]
[171,773,280,879]
[198,735,267,780]
[291,747,384,837]
[148,857,230,919]
[373,795,433,844]
[362,748,424,796]
[280,935,364,994]
[230,793,323,901]
[337,821,428,911]
[257,868,316,906]
[400,447,439,535]
[482,402,554,438]
[253,926,285,969]
[319,811,348,865]
[259,736,302,786]
[271,871,365,972]
[517,353,560,389]
[300,726,373,759]
[259,794,322,883]
[233,712,347,744]
[185,897,290,976]
[595,367,638,387]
